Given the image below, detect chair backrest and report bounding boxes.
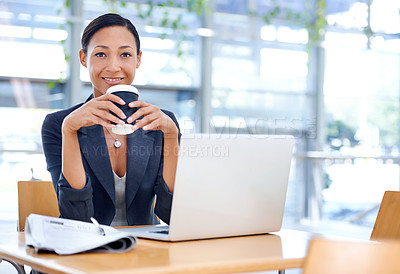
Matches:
[370,191,400,241]
[17,180,60,231]
[302,238,400,274]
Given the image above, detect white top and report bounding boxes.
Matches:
[110,171,128,227]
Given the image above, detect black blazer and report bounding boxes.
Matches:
[41,96,181,225]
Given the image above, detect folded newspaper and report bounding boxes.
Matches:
[25,214,137,255]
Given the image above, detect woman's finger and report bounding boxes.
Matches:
[91,107,125,125]
[96,100,126,121]
[97,93,126,105]
[132,112,159,131]
[75,101,124,127]
[128,100,149,108]
[127,104,159,124]
[141,119,160,131]
[126,100,152,123]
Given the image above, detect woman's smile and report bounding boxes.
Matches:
[102,77,124,85]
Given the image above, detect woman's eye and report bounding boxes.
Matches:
[121,52,132,57]
[94,52,105,57]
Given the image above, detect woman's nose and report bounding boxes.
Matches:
[106,56,121,72]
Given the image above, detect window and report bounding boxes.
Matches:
[320,0,400,226]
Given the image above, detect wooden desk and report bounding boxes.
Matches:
[0,229,314,274]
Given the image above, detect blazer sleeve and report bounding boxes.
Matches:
[154,110,181,224]
[41,112,94,222]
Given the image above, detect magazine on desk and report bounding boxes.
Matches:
[25,214,137,255]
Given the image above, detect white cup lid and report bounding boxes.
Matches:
[106,85,140,97]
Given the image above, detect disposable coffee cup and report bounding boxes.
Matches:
[106,84,140,135]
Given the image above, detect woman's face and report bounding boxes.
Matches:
[79,26,142,97]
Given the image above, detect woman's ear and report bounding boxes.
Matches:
[79,49,87,67]
[136,50,142,68]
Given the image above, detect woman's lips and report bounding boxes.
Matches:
[103,77,123,84]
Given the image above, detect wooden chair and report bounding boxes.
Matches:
[17,181,60,231]
[302,238,400,274]
[370,191,400,241]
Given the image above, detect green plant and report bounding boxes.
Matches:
[261,0,328,59]
[135,0,209,58]
[306,0,327,54]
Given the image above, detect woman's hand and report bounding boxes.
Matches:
[127,100,178,137]
[127,100,179,192]
[62,93,127,134]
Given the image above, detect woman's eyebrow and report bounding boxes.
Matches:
[119,45,134,50]
[93,45,134,50]
[94,45,109,49]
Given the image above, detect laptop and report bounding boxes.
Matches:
[120,134,294,241]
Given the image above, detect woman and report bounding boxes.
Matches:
[41,13,180,226]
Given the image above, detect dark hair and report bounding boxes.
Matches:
[81,13,140,55]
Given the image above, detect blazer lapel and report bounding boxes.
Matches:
[78,125,115,206]
[126,130,155,208]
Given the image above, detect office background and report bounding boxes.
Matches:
[0,0,399,236]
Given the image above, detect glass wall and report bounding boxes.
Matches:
[209,3,314,224]
[0,0,66,221]
[320,0,400,227]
